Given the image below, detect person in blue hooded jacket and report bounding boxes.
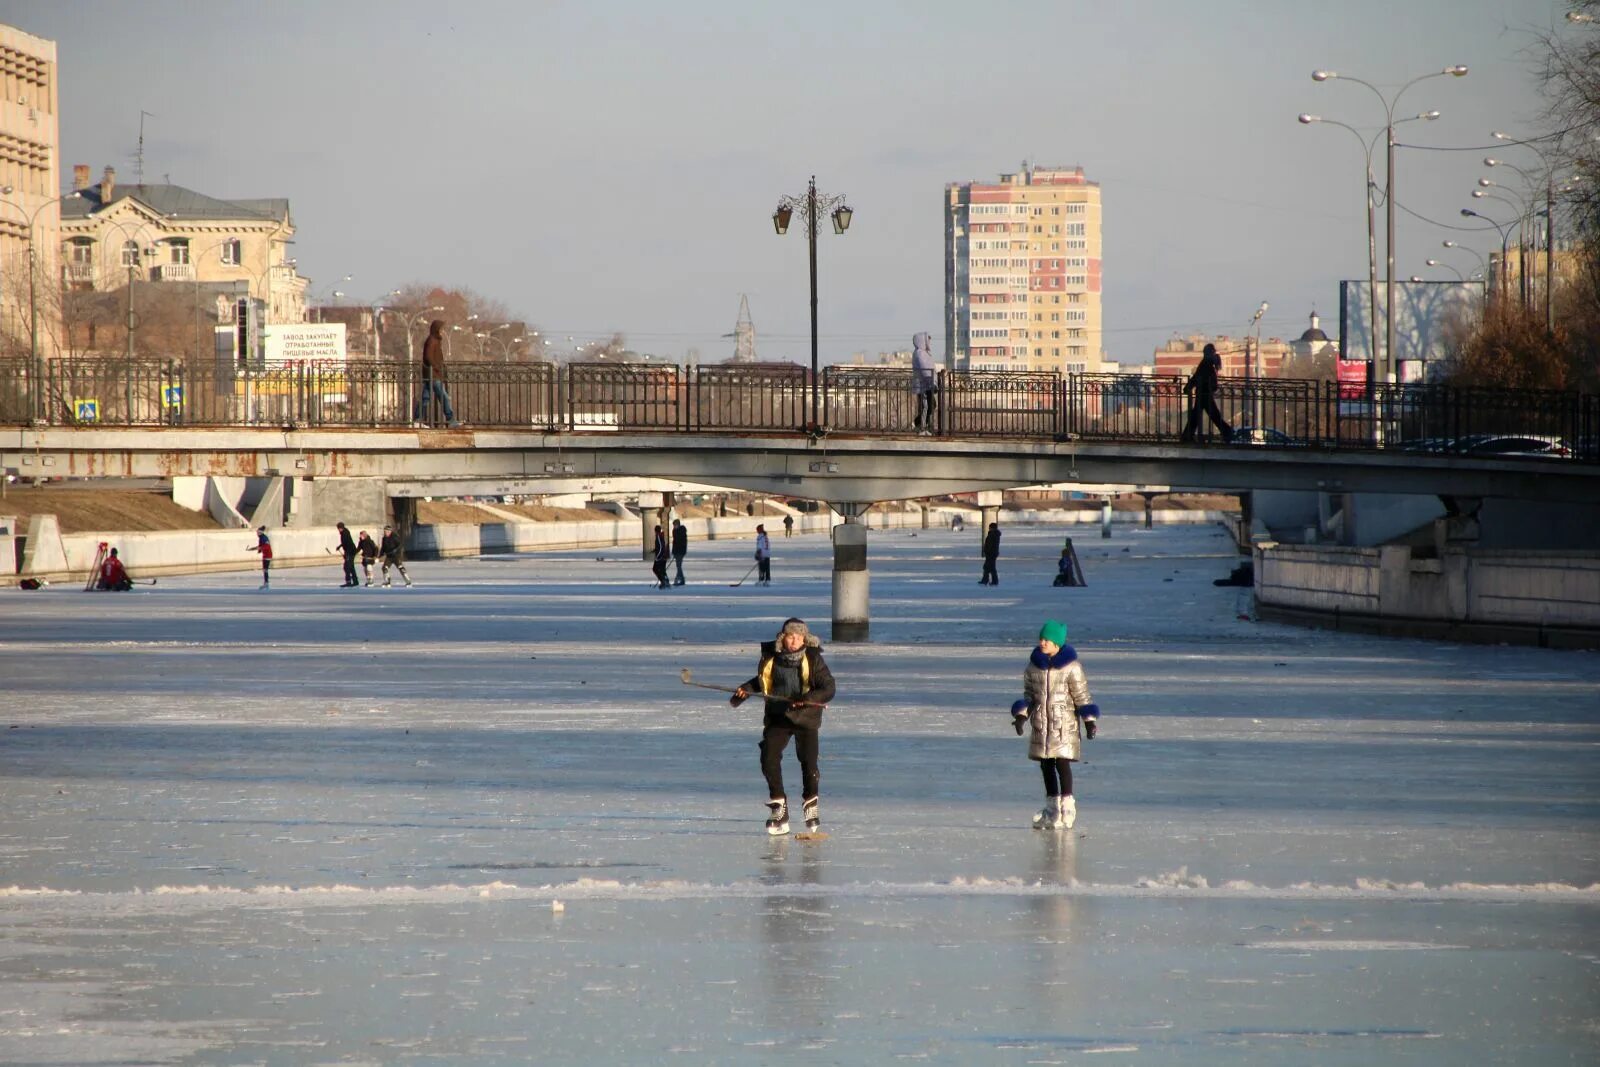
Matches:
[910,331,938,434]
[1012,619,1100,829]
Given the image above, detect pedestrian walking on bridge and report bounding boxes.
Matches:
[1179,342,1232,444]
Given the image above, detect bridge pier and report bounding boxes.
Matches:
[638,492,664,560]
[830,503,872,643]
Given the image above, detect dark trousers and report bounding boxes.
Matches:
[914,388,937,429]
[981,557,998,584]
[757,557,771,582]
[760,720,819,801]
[1180,391,1231,441]
[652,559,669,585]
[1040,757,1074,797]
[342,551,358,585]
[673,553,685,584]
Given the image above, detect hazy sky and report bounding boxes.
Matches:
[2,0,1571,364]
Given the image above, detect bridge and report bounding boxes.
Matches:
[5,359,1596,639]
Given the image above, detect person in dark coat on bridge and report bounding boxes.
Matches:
[671,518,688,586]
[1179,342,1232,444]
[730,617,838,836]
[335,522,359,587]
[651,524,671,589]
[980,521,1001,585]
[413,319,459,428]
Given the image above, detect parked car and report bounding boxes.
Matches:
[1230,426,1300,447]
[1398,433,1571,459]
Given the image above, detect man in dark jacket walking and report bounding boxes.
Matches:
[335,521,359,587]
[651,524,671,589]
[1179,342,1232,443]
[670,518,688,586]
[413,319,459,428]
[731,618,837,835]
[980,521,1001,585]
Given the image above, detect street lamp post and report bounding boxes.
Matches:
[0,189,82,422]
[1311,65,1467,388]
[1460,209,1515,303]
[771,176,853,431]
[1297,114,1382,393]
[1424,258,1464,281]
[1473,183,1533,306]
[1489,133,1559,329]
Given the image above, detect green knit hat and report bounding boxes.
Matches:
[1039,619,1067,646]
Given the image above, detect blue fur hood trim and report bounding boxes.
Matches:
[1029,645,1078,670]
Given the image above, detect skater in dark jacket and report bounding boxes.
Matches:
[1012,619,1100,830]
[730,617,838,835]
[335,522,359,587]
[980,522,1001,585]
[379,525,412,587]
[356,530,379,586]
[248,527,272,588]
[670,518,688,586]
[651,524,671,589]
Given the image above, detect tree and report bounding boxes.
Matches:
[380,283,545,363]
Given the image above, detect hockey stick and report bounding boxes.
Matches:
[679,669,824,707]
[729,562,759,587]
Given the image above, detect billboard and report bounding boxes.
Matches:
[1338,280,1482,380]
[263,322,347,363]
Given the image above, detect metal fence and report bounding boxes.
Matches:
[0,357,1594,462]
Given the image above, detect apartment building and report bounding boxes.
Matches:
[0,23,61,355]
[945,165,1103,374]
[59,164,307,326]
[1152,333,1291,381]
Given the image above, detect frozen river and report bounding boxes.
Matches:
[2,522,1597,1064]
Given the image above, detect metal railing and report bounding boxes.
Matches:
[0,357,1594,462]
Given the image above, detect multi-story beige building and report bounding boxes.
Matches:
[59,164,307,326]
[0,23,62,355]
[945,165,1103,374]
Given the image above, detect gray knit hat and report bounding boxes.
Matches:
[778,617,809,639]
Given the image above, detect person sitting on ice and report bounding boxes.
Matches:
[1053,548,1075,587]
[96,547,133,591]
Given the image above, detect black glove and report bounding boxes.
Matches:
[729,690,747,708]
[1012,715,1026,736]
[1084,719,1097,740]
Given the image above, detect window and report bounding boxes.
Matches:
[168,238,190,265]
[121,240,138,268]
[220,239,242,265]
[68,238,93,264]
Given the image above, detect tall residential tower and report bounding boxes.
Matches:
[945,165,1102,373]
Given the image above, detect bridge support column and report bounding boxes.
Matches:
[921,500,930,529]
[638,492,664,560]
[1101,498,1112,539]
[978,490,1002,553]
[830,503,871,643]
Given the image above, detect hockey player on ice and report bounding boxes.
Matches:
[730,617,837,836]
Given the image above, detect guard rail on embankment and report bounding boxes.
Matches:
[0,508,1229,585]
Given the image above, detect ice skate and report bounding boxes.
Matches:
[403,577,413,587]
[802,796,820,832]
[1054,795,1076,830]
[765,798,790,836]
[1032,798,1055,829]
[382,579,392,587]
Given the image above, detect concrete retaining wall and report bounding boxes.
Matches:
[1254,541,1600,649]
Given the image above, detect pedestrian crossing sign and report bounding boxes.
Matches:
[162,385,183,408]
[74,399,99,423]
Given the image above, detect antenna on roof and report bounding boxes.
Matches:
[135,110,155,183]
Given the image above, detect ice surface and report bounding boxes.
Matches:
[2,523,1597,1064]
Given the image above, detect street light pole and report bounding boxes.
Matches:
[1298,114,1381,392]
[1312,65,1466,387]
[772,176,853,431]
[0,190,82,422]
[1460,209,1515,303]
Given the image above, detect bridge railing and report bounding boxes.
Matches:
[0,357,1593,462]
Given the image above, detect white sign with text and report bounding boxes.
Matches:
[263,323,347,363]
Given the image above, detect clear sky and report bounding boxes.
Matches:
[1,0,1571,364]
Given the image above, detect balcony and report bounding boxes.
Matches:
[157,262,194,282]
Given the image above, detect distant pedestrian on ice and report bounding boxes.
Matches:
[651,524,671,589]
[754,524,772,585]
[357,530,379,586]
[1012,619,1100,830]
[379,525,412,587]
[1179,342,1232,444]
[248,527,272,588]
[671,518,688,586]
[782,514,794,538]
[730,617,837,835]
[910,330,937,434]
[980,521,1001,585]
[335,521,359,587]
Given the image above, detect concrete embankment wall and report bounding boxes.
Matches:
[2,507,1232,584]
[1254,542,1600,650]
